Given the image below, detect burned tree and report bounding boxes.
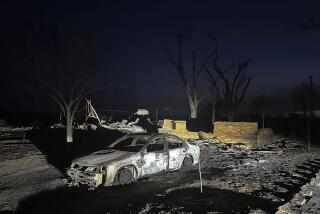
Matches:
[292,82,310,117]
[14,24,112,143]
[291,79,319,152]
[205,37,253,121]
[213,60,253,121]
[34,71,111,143]
[164,34,215,119]
[204,67,221,123]
[292,80,318,118]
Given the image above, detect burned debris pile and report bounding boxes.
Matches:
[276,168,320,213]
[159,120,274,148]
[48,101,159,135]
[131,138,320,213]
[83,101,158,134]
[194,138,320,203]
[100,119,146,134]
[158,119,199,139]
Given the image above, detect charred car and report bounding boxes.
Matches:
[66,133,200,188]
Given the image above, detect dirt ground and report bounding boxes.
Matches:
[1,127,320,214]
[0,134,64,212]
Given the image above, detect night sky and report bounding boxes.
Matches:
[1,0,320,115]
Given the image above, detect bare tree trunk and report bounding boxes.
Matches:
[227,111,234,122]
[211,102,216,123]
[190,102,198,119]
[165,35,214,120]
[66,109,73,143]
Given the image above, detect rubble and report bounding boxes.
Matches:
[101,119,146,133]
[276,168,320,214]
[50,122,65,129]
[126,138,320,213]
[84,101,153,134]
[213,122,275,147]
[187,139,320,203]
[159,120,275,147]
[158,119,200,139]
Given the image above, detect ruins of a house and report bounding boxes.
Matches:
[83,100,149,133]
[159,119,274,147]
[213,121,273,147]
[158,119,199,139]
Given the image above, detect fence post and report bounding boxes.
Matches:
[198,160,203,194]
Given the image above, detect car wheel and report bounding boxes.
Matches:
[182,156,193,168]
[117,168,134,185]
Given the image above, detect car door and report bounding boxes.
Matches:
[166,136,186,170]
[141,137,168,176]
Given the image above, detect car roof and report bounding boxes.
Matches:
[117,133,183,142]
[124,133,182,139]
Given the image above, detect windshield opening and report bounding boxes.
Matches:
[114,145,144,152]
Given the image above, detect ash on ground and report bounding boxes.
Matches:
[137,138,320,213]
[196,138,320,203]
[1,128,320,214]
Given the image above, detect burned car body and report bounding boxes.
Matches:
[67,133,200,188]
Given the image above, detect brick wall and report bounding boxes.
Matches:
[214,122,258,136]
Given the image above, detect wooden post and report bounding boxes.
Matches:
[307,116,310,152]
[199,160,203,194]
[308,75,312,152]
[262,112,265,146]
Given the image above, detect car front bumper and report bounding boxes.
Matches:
[67,168,103,188]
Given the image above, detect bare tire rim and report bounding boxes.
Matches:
[118,168,133,185]
[182,156,193,168]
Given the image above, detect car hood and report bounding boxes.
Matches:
[73,150,135,166]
